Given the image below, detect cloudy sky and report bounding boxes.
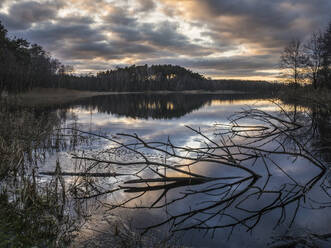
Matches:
[0,0,330,80]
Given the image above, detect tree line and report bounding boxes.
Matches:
[60,64,207,92]
[58,70,278,93]
[0,21,66,93]
[280,21,331,89]
[0,20,279,94]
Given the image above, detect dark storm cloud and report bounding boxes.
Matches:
[24,21,104,45]
[0,13,30,30]
[159,0,331,77]
[20,16,156,60]
[136,0,156,12]
[188,55,276,71]
[104,6,137,26]
[10,1,61,22]
[0,1,64,30]
[142,21,192,48]
[15,16,109,59]
[103,6,213,56]
[140,55,277,77]
[163,0,331,49]
[67,41,155,60]
[1,0,331,77]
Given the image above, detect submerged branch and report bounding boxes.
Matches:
[62,104,330,238]
[39,171,129,177]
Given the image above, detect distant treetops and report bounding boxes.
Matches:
[0,20,276,94]
[0,20,207,93]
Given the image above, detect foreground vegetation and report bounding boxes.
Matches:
[280,84,331,107]
[0,101,86,247]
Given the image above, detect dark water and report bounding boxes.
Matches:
[38,93,331,248]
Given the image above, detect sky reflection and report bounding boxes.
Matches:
[39,94,331,247]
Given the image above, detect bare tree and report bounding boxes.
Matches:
[43,104,331,243]
[321,22,331,88]
[304,32,324,89]
[280,39,307,86]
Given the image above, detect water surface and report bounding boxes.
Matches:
[38,93,331,247]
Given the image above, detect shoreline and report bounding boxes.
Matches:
[279,87,331,109]
[6,88,248,106]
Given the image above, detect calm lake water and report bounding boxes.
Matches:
[38,93,331,248]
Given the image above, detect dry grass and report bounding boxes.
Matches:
[0,100,84,247]
[280,86,331,109]
[11,88,112,106]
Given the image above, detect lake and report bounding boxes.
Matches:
[33,93,331,247]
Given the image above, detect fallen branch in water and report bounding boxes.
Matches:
[39,171,129,177]
[64,104,330,239]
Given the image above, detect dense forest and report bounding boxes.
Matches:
[0,21,279,94]
[2,19,331,94]
[0,22,62,93]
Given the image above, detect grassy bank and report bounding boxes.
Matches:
[279,85,331,109]
[0,100,84,247]
[10,88,113,106]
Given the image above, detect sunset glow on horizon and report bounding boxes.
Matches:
[1,0,330,80]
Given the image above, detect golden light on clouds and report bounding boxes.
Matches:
[1,0,330,80]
